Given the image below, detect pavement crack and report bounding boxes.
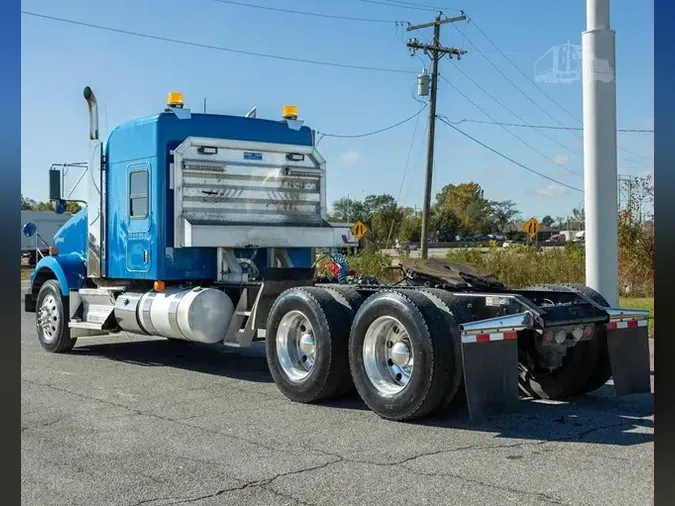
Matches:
[159,459,341,505]
[21,417,66,432]
[399,465,570,505]
[342,440,547,467]
[259,484,317,506]
[127,495,184,506]
[576,421,639,439]
[21,378,344,463]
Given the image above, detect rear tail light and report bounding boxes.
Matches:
[572,325,584,341]
[582,325,594,340]
[543,330,554,344]
[555,328,568,344]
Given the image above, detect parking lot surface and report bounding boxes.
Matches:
[21,285,654,506]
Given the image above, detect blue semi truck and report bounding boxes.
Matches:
[23,88,651,422]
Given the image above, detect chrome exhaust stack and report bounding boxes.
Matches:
[83,86,105,278]
[83,86,99,140]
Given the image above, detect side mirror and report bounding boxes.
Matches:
[22,222,37,238]
[54,200,66,215]
[49,167,62,201]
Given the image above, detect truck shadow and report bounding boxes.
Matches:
[416,386,653,447]
[72,339,275,384]
[72,339,653,447]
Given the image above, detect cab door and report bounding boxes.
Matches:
[126,162,152,273]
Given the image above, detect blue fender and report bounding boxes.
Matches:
[30,253,86,296]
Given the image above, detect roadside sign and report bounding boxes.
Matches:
[350,220,369,240]
[523,217,541,238]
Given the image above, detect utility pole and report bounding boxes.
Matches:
[407,13,467,259]
[582,0,619,306]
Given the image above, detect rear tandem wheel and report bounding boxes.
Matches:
[265,287,358,404]
[518,283,610,399]
[348,289,460,421]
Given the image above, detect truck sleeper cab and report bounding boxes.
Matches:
[24,88,652,423]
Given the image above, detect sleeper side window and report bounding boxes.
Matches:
[129,169,149,219]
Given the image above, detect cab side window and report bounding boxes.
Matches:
[129,169,149,219]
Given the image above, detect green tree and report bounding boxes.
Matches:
[330,197,368,223]
[434,182,493,234]
[363,194,397,217]
[21,195,36,210]
[541,215,555,228]
[489,200,520,233]
[65,201,83,213]
[397,211,421,244]
[21,195,82,214]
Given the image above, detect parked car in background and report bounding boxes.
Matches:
[543,234,567,246]
[21,210,72,265]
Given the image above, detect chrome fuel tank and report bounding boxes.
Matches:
[114,286,234,343]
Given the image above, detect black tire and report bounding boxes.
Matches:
[349,289,456,421]
[416,288,472,413]
[527,283,612,395]
[265,287,353,403]
[321,286,365,396]
[35,279,76,353]
[321,285,365,315]
[518,283,604,399]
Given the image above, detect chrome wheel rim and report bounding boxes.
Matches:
[363,316,414,396]
[38,294,60,344]
[276,310,316,383]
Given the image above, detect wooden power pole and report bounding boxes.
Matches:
[407,13,467,259]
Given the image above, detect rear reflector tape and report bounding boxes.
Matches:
[606,319,648,331]
[462,331,518,343]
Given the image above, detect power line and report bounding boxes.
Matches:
[447,64,584,159]
[214,0,403,24]
[436,115,583,193]
[356,0,455,12]
[438,75,582,178]
[457,26,587,141]
[316,104,427,141]
[462,18,652,164]
[402,121,429,204]
[468,19,581,125]
[396,91,425,203]
[21,11,416,75]
[375,0,463,12]
[448,118,654,133]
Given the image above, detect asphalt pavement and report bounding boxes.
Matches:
[21,283,654,506]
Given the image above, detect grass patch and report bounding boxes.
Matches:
[620,297,654,337]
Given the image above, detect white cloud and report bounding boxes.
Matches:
[549,154,569,165]
[339,151,360,165]
[529,185,570,197]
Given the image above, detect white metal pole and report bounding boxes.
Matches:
[582,0,619,306]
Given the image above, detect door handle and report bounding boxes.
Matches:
[143,250,148,264]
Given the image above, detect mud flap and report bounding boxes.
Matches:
[461,333,520,422]
[606,321,651,396]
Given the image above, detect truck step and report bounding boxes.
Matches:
[69,320,106,330]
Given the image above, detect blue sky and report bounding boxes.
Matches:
[21,0,653,220]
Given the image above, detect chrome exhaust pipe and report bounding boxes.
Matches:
[83,86,99,140]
